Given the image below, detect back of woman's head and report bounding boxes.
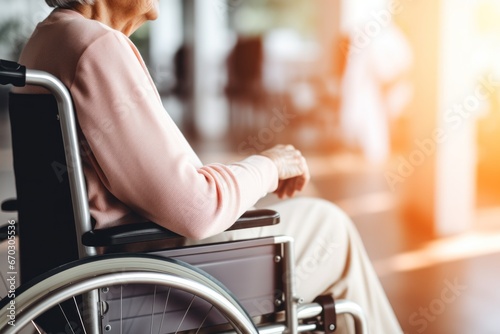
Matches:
[45,0,95,8]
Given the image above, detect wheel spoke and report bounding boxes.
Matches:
[151,285,157,334]
[120,285,123,334]
[58,303,76,334]
[31,321,43,334]
[73,296,87,334]
[158,288,171,334]
[195,305,214,334]
[174,295,195,334]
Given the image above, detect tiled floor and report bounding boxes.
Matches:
[1,105,500,334]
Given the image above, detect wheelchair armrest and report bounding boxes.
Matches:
[82,209,280,247]
[1,198,18,212]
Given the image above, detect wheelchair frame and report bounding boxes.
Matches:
[0,59,368,334]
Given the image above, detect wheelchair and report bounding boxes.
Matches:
[0,59,368,334]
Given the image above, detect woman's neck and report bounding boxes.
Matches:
[71,3,147,36]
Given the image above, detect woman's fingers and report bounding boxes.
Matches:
[260,144,311,198]
[275,174,310,199]
[260,144,310,180]
[287,178,299,198]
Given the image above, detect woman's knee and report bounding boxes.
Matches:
[283,197,354,298]
[300,197,354,233]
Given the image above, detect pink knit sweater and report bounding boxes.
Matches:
[16,9,278,239]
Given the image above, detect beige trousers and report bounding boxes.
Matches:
[202,196,403,334]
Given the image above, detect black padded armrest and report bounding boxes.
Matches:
[82,209,280,247]
[1,198,18,212]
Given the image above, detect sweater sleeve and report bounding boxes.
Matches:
[71,32,278,240]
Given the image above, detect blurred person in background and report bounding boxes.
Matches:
[340,22,413,164]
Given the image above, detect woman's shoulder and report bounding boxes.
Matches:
[17,8,129,92]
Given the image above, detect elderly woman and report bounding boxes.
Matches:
[15,0,403,333]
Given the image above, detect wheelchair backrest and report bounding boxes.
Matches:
[9,93,79,284]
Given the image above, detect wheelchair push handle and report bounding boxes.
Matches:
[0,59,26,87]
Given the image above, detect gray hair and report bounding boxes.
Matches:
[45,0,95,8]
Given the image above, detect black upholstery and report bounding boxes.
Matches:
[8,93,82,331]
[9,93,80,284]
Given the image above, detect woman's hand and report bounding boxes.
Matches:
[260,144,310,198]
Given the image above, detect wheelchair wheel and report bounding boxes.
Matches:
[0,254,259,334]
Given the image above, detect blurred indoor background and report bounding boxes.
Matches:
[1,0,500,333]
